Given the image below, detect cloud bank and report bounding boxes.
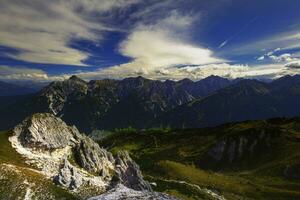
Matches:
[0,65,52,81]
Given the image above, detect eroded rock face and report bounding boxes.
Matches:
[74,137,115,178]
[202,129,276,169]
[40,75,88,115]
[114,151,152,191]
[53,158,83,190]
[13,113,79,150]
[9,113,154,198]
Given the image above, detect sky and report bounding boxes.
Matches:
[1,0,300,82]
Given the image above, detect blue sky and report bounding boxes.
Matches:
[0,0,300,82]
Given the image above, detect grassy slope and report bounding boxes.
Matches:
[0,131,79,200]
[99,119,300,200]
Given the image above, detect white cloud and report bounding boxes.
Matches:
[71,62,290,81]
[71,12,223,80]
[285,61,300,69]
[257,48,297,63]
[106,12,222,76]
[269,53,295,62]
[0,65,52,81]
[5,62,298,82]
[257,56,265,61]
[0,0,137,66]
[119,29,221,68]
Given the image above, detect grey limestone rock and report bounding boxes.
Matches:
[114,151,152,191]
[13,113,79,150]
[53,158,83,190]
[74,136,115,178]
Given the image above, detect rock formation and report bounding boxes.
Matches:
[9,113,177,199]
[114,151,152,191]
[206,130,273,163]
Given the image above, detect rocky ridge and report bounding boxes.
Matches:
[8,113,175,199]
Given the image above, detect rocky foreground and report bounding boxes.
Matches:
[9,113,178,199]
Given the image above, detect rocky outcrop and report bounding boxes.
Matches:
[201,129,276,169]
[13,113,80,149]
[53,158,83,190]
[74,136,115,178]
[114,151,152,191]
[88,184,179,200]
[9,113,158,198]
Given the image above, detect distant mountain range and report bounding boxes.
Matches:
[1,75,300,132]
[158,75,300,128]
[0,80,37,96]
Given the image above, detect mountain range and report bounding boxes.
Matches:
[158,75,300,128]
[1,75,300,133]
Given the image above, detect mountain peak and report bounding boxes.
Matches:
[68,75,85,83]
[178,78,193,84]
[198,75,230,83]
[124,76,149,82]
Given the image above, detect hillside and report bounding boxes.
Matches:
[0,130,79,199]
[98,118,300,200]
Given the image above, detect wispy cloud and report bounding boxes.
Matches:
[257,48,298,63]
[219,40,228,48]
[218,17,258,49]
[230,29,300,55]
[0,0,137,66]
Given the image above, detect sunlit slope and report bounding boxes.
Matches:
[99,118,300,200]
[0,131,78,200]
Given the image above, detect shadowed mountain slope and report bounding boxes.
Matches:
[0,75,232,132]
